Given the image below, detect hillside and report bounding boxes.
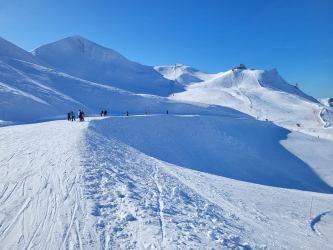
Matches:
[162,66,333,135]
[31,36,183,96]
[0,36,226,123]
[1,35,332,136]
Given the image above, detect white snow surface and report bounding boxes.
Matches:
[1,36,333,249]
[318,98,333,107]
[1,116,332,249]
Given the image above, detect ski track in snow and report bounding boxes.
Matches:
[82,126,251,249]
[0,120,98,249]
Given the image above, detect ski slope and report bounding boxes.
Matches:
[0,116,332,249]
[166,67,332,133]
[0,120,100,249]
[1,35,333,249]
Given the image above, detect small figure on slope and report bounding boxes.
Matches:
[71,111,75,121]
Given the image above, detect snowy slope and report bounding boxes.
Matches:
[1,35,333,249]
[164,67,333,133]
[93,115,332,193]
[1,117,332,249]
[0,36,235,123]
[154,63,213,85]
[31,36,183,96]
[2,35,332,134]
[0,37,46,66]
[319,98,333,107]
[0,120,100,249]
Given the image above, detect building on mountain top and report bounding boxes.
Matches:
[232,64,246,71]
[236,64,246,69]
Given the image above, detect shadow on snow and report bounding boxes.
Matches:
[86,112,333,194]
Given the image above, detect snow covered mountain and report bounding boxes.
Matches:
[1,35,332,132]
[319,98,333,107]
[31,36,183,96]
[0,36,222,122]
[0,36,333,249]
[154,63,212,85]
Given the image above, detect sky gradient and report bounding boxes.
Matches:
[0,0,332,98]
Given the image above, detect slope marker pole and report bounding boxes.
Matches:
[310,197,313,218]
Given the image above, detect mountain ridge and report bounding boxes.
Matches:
[0,35,332,132]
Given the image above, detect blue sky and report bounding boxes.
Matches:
[1,0,332,98]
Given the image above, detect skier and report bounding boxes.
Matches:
[78,110,82,121]
[145,111,147,115]
[67,111,71,121]
[101,110,104,116]
[167,110,168,115]
[127,111,129,116]
[81,111,85,121]
[71,111,75,121]
[104,110,107,116]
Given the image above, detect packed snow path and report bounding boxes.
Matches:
[0,120,99,249]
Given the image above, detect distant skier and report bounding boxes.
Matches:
[67,112,71,121]
[127,111,129,116]
[101,110,104,116]
[167,110,168,115]
[145,111,147,115]
[71,111,75,121]
[104,110,107,116]
[78,110,82,121]
[81,111,85,121]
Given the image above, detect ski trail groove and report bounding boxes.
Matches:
[153,164,165,246]
[0,121,97,249]
[311,211,331,235]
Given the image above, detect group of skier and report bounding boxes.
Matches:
[67,109,169,120]
[101,110,107,116]
[67,110,85,122]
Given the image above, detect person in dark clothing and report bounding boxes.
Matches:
[71,111,75,121]
[127,111,129,116]
[104,110,107,116]
[167,110,168,115]
[101,110,104,116]
[68,112,71,121]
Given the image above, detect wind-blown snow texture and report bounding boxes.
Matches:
[1,36,333,249]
